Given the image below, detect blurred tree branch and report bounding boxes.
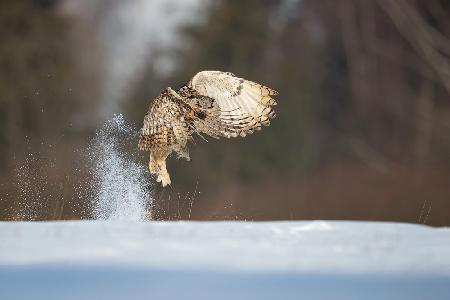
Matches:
[379,0,450,95]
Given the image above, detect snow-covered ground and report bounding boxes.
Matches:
[1,221,449,299]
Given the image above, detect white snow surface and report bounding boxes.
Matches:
[1,220,449,299]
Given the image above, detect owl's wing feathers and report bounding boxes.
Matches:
[138,90,192,151]
[139,71,278,151]
[187,71,277,138]
[178,87,233,139]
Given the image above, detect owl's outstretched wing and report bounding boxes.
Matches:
[186,71,277,138]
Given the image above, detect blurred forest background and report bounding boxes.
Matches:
[0,0,450,225]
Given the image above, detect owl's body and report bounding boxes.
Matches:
[138,71,278,187]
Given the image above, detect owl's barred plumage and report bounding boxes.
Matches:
[138,71,278,187]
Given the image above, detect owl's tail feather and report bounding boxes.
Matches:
[149,149,171,187]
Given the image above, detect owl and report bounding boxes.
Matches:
[138,71,278,187]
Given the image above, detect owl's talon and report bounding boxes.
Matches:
[159,173,171,187]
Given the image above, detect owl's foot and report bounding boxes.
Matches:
[156,172,171,187]
[174,145,190,162]
[176,153,190,161]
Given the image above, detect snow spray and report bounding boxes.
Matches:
[88,114,152,221]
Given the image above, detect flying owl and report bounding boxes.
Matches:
[138,71,278,187]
